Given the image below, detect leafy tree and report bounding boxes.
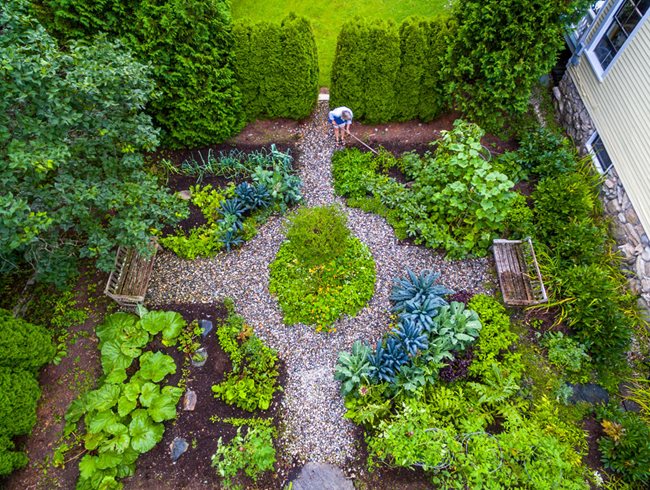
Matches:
[128,0,245,147]
[0,0,186,285]
[446,0,571,130]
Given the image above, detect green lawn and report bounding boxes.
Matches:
[231,0,448,87]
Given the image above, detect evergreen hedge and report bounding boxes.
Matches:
[128,0,244,148]
[0,311,53,476]
[330,16,452,123]
[0,309,55,372]
[35,0,245,148]
[232,14,318,121]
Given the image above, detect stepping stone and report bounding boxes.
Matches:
[170,437,188,462]
[567,383,610,405]
[290,462,353,490]
[199,319,213,338]
[177,190,191,200]
[183,389,197,411]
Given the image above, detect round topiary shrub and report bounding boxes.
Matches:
[269,206,375,331]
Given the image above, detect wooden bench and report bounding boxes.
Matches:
[493,238,547,306]
[104,240,159,309]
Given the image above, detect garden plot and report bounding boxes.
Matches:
[146,101,494,473]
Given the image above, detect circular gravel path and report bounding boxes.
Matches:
[147,101,494,466]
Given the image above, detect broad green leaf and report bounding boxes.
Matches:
[129,409,164,453]
[138,351,176,382]
[101,340,135,374]
[96,313,136,344]
[148,393,178,423]
[119,323,149,354]
[85,384,121,412]
[79,454,99,480]
[98,475,121,490]
[139,382,160,408]
[105,368,128,384]
[162,385,184,404]
[100,423,130,454]
[96,451,123,470]
[122,378,143,402]
[117,396,137,418]
[87,410,118,434]
[85,431,104,451]
[139,311,185,345]
[116,462,136,479]
[65,394,88,424]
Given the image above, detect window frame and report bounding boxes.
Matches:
[586,131,614,174]
[585,0,650,80]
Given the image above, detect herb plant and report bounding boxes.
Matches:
[211,300,280,412]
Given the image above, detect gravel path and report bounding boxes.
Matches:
[147,101,494,466]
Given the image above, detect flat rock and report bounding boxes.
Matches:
[170,437,188,462]
[199,319,213,338]
[568,383,609,405]
[177,190,191,201]
[183,389,197,411]
[291,463,353,490]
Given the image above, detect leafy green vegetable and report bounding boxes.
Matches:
[138,352,177,383]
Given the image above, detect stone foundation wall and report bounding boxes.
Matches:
[552,72,595,153]
[602,170,650,313]
[553,71,650,315]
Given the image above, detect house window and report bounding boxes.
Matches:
[587,133,614,173]
[591,0,650,72]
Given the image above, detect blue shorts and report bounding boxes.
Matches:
[328,116,350,128]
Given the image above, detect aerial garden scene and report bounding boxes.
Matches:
[2,0,650,489]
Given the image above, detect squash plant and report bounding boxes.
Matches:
[63,309,185,489]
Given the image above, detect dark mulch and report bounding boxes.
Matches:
[124,302,295,490]
[583,416,605,485]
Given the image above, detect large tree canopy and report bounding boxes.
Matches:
[0,0,186,285]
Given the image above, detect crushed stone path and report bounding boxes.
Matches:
[147,101,494,466]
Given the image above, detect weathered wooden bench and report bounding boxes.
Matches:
[493,238,547,306]
[104,240,159,309]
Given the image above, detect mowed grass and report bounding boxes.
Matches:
[231,0,448,87]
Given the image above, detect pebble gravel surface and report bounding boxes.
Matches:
[147,101,494,466]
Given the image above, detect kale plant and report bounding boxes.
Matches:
[334,341,375,396]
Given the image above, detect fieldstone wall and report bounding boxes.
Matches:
[553,71,650,316]
[602,169,650,313]
[552,72,595,153]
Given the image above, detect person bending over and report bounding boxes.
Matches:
[328,106,353,145]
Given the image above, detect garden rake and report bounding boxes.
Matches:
[347,132,379,154]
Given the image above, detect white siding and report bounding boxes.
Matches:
[569,18,650,235]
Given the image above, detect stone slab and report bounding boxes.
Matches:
[291,463,353,490]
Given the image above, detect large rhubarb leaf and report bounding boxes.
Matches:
[139,382,160,408]
[96,313,136,344]
[86,409,118,434]
[138,351,176,382]
[147,391,179,423]
[129,410,164,453]
[139,311,185,345]
[100,423,130,454]
[101,340,135,374]
[85,384,121,412]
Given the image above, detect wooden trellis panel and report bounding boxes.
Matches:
[493,238,547,306]
[104,240,158,309]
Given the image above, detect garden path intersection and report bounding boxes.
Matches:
[147,101,493,466]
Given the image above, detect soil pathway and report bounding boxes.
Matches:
[147,101,493,467]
